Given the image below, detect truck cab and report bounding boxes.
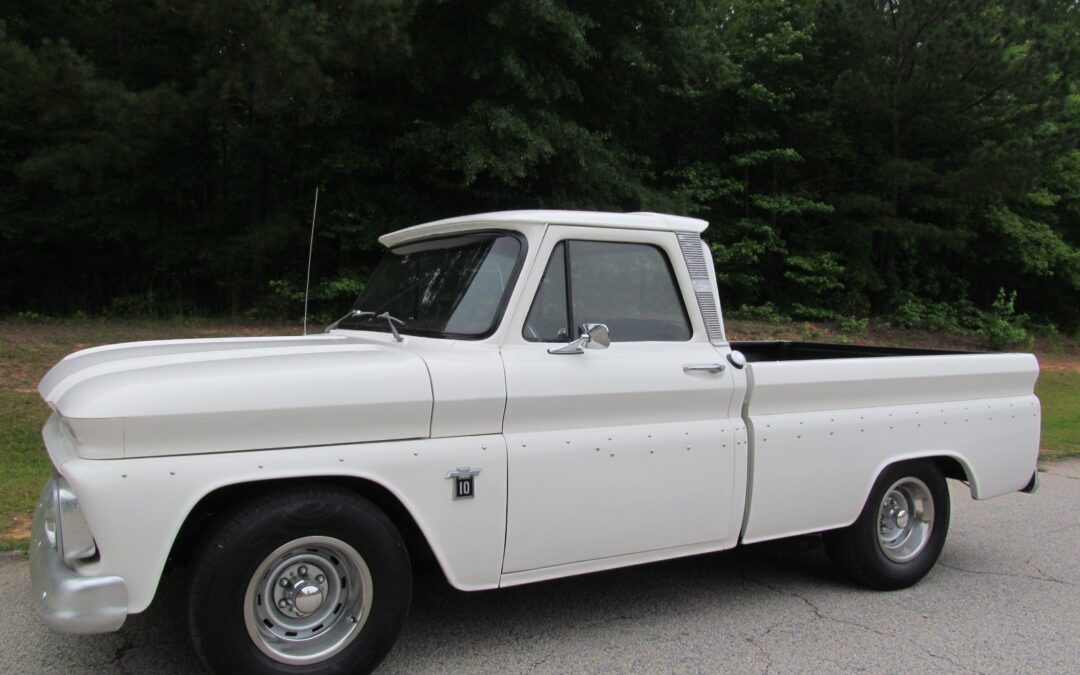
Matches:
[380,212,749,578]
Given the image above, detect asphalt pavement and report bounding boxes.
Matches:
[2,458,1078,674]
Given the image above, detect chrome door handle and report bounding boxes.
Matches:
[683,363,726,373]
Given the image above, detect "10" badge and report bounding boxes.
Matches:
[445,467,481,500]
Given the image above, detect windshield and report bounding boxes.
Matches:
[338,232,523,339]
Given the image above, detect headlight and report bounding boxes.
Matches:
[56,477,98,564]
[41,481,59,549]
[41,475,98,563]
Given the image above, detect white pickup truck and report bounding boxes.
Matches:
[31,210,1041,673]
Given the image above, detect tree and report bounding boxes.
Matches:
[0,0,1075,330]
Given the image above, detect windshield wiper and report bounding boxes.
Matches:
[377,312,406,342]
[324,309,374,333]
[324,308,407,342]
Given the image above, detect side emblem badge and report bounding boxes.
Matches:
[446,467,480,500]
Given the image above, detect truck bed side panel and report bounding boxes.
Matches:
[741,353,1040,544]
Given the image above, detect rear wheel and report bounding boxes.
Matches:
[188,486,412,674]
[824,460,950,590]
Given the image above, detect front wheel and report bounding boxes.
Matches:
[188,486,412,674]
[824,460,950,590]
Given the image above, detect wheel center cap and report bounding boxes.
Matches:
[293,583,324,615]
[895,509,909,528]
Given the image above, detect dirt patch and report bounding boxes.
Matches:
[1,515,31,541]
[0,361,47,391]
[1038,359,1080,374]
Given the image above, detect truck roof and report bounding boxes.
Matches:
[379,210,709,247]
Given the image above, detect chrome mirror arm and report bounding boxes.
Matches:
[547,323,610,354]
[548,335,589,354]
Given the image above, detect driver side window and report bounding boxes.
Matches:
[523,239,692,342]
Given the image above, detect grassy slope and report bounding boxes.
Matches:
[0,390,46,550]
[1038,370,1079,459]
[1,318,1076,551]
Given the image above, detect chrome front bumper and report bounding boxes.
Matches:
[29,481,128,633]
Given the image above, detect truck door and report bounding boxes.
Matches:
[500,226,741,575]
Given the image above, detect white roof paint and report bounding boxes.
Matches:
[379,210,709,247]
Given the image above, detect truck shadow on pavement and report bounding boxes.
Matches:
[114,536,842,673]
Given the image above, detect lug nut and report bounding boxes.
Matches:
[298,566,308,577]
[278,599,289,609]
[279,578,290,588]
[316,575,325,584]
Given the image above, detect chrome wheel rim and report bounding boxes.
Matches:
[877,477,934,563]
[244,536,373,665]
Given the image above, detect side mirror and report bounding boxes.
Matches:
[548,322,611,354]
[580,322,610,349]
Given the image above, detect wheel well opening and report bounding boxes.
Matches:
[932,456,970,483]
[167,476,440,577]
[881,455,972,496]
[881,455,970,484]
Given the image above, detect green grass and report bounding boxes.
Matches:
[0,538,30,554]
[1037,370,1080,459]
[0,390,51,542]
[0,318,1076,551]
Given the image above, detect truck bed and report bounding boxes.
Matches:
[732,340,972,362]
[735,348,1040,545]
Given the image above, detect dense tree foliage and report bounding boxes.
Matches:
[1,0,1077,332]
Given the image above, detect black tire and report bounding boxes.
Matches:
[188,485,412,674]
[824,460,950,590]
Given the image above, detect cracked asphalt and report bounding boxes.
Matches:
[2,458,1078,674]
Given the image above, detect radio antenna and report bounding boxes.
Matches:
[302,186,319,336]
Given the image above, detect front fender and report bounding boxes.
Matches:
[61,435,507,613]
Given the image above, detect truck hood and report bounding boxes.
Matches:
[39,334,433,459]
